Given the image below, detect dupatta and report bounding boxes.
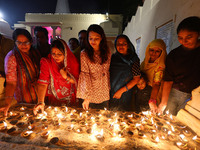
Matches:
[141,39,167,86]
[45,39,79,105]
[14,47,40,103]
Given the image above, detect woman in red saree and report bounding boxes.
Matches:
[33,39,79,114]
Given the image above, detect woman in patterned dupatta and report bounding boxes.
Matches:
[33,39,79,115]
[0,28,40,116]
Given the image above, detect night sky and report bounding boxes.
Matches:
[0,0,143,28]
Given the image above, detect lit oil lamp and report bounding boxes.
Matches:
[182,129,192,137]
[50,137,67,146]
[28,123,36,130]
[176,142,189,149]
[9,111,18,117]
[0,121,7,131]
[79,112,83,118]
[167,131,178,142]
[73,127,83,133]
[41,130,50,139]
[21,130,34,139]
[95,129,104,142]
[20,106,26,111]
[151,135,160,143]
[176,122,186,129]
[193,135,200,143]
[179,134,188,143]
[161,126,168,133]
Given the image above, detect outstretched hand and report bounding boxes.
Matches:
[0,106,10,116]
[82,99,90,110]
[157,103,167,115]
[113,88,125,99]
[149,102,158,114]
[33,103,45,115]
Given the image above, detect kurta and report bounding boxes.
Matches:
[77,50,111,103]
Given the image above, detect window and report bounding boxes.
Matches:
[136,37,141,55]
[156,20,174,53]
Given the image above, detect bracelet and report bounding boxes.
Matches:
[148,99,157,104]
[125,85,129,91]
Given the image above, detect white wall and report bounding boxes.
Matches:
[123,0,200,62]
[23,13,122,44]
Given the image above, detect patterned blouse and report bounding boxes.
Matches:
[77,50,111,104]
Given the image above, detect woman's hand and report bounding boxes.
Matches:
[60,67,67,79]
[33,103,45,115]
[82,99,90,110]
[157,103,167,115]
[113,87,126,99]
[149,102,158,114]
[0,105,10,116]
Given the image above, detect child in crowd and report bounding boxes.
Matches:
[134,72,152,113]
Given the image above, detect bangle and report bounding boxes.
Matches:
[125,85,129,91]
[148,99,157,104]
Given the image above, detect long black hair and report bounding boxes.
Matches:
[85,24,109,64]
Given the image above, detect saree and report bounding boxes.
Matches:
[38,39,79,106]
[8,47,40,103]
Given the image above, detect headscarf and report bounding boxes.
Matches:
[141,39,167,86]
[45,39,79,104]
[114,34,139,66]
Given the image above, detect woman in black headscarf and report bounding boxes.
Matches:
[109,34,140,111]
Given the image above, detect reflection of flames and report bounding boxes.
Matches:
[3,121,7,127]
[177,142,182,146]
[25,131,33,135]
[155,136,159,142]
[193,135,197,140]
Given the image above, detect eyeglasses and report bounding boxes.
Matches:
[51,53,64,57]
[15,41,31,46]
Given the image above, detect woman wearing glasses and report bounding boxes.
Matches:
[33,39,79,115]
[141,39,167,114]
[109,34,140,111]
[0,28,41,116]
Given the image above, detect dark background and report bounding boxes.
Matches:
[0,0,143,30]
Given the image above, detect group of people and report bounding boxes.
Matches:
[0,16,200,117]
